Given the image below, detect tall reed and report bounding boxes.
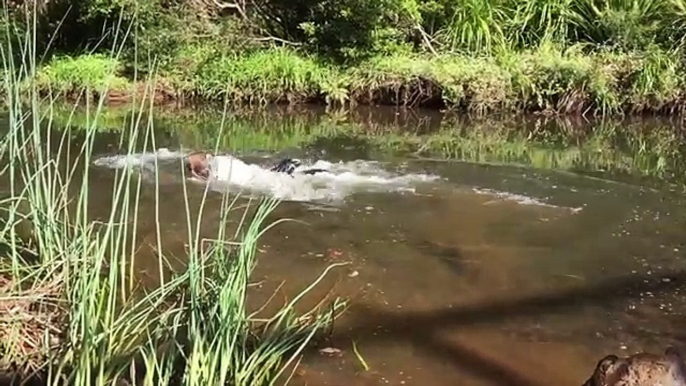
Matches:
[0,5,345,386]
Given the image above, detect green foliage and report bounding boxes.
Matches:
[8,0,686,116]
[33,53,130,94]
[252,0,417,61]
[570,0,667,50]
[81,0,159,20]
[431,0,509,53]
[508,0,577,46]
[29,44,686,115]
[123,9,263,76]
[626,47,684,111]
[11,0,686,62]
[188,48,339,103]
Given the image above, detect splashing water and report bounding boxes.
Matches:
[92,148,182,174]
[472,187,584,213]
[92,149,440,203]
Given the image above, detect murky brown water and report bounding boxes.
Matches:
[252,162,686,386]
[17,106,686,385]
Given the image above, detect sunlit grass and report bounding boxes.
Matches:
[24,40,686,116]
[0,7,346,386]
[32,54,131,96]
[188,48,340,104]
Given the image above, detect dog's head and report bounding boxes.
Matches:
[185,152,211,179]
[582,355,629,386]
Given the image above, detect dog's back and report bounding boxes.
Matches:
[269,158,328,176]
[270,158,300,175]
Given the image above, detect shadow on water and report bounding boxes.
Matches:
[317,270,686,386]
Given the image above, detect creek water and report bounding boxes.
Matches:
[32,105,686,385]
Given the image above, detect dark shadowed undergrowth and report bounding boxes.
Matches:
[0,16,346,386]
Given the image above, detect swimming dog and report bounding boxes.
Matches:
[183,152,328,180]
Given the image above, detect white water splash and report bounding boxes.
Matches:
[92,148,184,172]
[473,187,584,213]
[92,149,439,203]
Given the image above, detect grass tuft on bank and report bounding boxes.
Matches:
[33,53,130,95]
[28,44,686,115]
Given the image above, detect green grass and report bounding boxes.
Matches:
[25,44,686,116]
[0,15,346,386]
[188,49,341,104]
[32,54,131,95]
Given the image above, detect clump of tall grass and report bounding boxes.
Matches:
[433,0,509,53]
[626,47,685,113]
[32,54,130,97]
[0,12,345,386]
[188,48,341,104]
[346,53,513,112]
[503,42,599,113]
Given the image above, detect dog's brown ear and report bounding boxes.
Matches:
[583,355,619,386]
[597,355,619,371]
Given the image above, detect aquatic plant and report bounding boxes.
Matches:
[0,10,345,386]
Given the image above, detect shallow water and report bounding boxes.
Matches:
[32,106,686,385]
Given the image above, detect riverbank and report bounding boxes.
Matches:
[30,43,686,116]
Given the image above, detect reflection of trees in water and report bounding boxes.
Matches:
[41,103,686,182]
